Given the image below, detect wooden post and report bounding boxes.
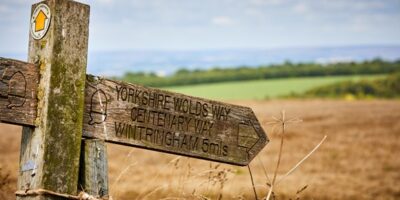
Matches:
[79,139,109,198]
[17,0,90,199]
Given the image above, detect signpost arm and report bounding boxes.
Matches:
[79,139,109,198]
[17,0,90,199]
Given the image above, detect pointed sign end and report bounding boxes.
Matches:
[237,114,268,166]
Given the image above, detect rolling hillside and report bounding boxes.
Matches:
[165,75,384,100]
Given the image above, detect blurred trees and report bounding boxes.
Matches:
[297,73,400,99]
[119,59,400,87]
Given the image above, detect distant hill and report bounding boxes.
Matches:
[88,45,400,76]
[119,59,400,87]
[165,75,385,100]
[4,45,400,77]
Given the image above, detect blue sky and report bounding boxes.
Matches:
[0,0,399,54]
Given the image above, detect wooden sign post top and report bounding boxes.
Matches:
[17,0,90,199]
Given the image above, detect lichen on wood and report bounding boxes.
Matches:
[18,0,90,199]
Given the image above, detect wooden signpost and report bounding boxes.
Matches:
[0,59,268,166]
[18,0,90,199]
[85,76,267,165]
[0,0,268,199]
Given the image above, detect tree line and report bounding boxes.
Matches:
[291,72,400,99]
[119,59,400,87]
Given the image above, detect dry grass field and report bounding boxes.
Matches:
[0,100,399,199]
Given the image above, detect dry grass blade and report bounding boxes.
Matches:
[135,156,181,200]
[193,194,211,200]
[159,197,186,200]
[248,165,258,200]
[257,156,271,187]
[0,168,10,190]
[141,184,168,200]
[296,185,308,194]
[111,162,137,190]
[276,135,327,185]
[186,167,236,198]
[264,110,326,200]
[179,158,192,198]
[265,185,274,200]
[265,110,304,200]
[266,111,287,200]
[124,149,135,161]
[111,162,138,199]
[205,162,212,196]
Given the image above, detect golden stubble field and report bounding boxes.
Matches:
[0,100,399,200]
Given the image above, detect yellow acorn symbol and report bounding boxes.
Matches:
[89,89,108,125]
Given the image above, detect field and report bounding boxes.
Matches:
[1,100,399,200]
[165,75,385,100]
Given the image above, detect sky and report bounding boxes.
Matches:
[0,0,399,54]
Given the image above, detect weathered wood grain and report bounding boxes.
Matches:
[0,58,38,126]
[79,139,109,198]
[1,56,268,165]
[0,57,269,166]
[18,0,90,199]
[82,75,268,166]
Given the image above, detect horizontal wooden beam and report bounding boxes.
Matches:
[0,57,268,166]
[0,58,38,126]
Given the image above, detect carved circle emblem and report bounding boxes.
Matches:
[30,4,51,40]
